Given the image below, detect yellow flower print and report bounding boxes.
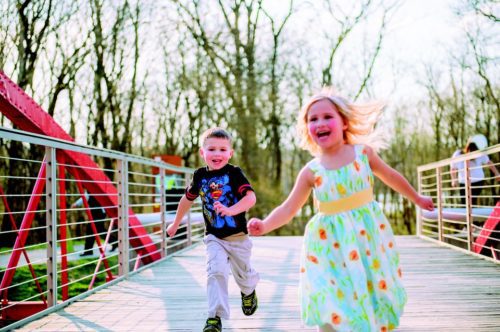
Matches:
[367,280,374,293]
[337,184,346,196]
[336,288,344,300]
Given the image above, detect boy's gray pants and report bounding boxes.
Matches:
[204,234,259,319]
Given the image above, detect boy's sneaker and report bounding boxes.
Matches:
[203,316,221,332]
[241,290,258,316]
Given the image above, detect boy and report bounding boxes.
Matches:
[167,127,259,332]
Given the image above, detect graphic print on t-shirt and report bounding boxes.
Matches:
[200,174,237,229]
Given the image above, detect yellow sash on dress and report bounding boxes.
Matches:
[315,187,374,215]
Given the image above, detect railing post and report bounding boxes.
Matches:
[436,167,443,242]
[185,172,192,246]
[45,147,58,307]
[417,170,422,237]
[160,167,166,258]
[464,160,473,251]
[117,159,129,277]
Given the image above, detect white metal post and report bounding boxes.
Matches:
[436,167,443,242]
[464,160,473,251]
[45,147,58,307]
[160,167,166,258]
[185,172,192,246]
[117,159,129,276]
[417,170,422,237]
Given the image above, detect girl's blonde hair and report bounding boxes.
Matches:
[297,87,387,155]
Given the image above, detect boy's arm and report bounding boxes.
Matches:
[366,146,434,211]
[214,191,256,217]
[167,195,194,237]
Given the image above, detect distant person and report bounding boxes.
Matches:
[166,127,259,332]
[451,135,499,206]
[248,87,434,332]
[71,192,117,256]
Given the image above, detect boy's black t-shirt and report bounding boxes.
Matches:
[185,164,254,239]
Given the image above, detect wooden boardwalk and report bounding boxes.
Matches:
[14,236,500,331]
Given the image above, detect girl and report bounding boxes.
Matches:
[248,88,434,332]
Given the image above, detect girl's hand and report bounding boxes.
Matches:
[214,201,233,216]
[248,218,265,236]
[416,195,434,211]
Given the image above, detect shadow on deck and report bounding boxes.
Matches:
[13,236,500,331]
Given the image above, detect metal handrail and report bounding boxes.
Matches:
[417,143,500,263]
[0,126,203,330]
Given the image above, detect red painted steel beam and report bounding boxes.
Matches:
[0,185,47,304]
[0,162,47,299]
[473,201,500,255]
[0,71,160,263]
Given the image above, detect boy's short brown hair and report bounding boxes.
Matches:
[200,127,232,146]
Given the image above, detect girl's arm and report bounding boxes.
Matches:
[486,160,500,181]
[214,191,256,216]
[366,146,434,211]
[248,165,314,235]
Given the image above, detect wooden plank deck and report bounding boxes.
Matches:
[14,236,500,331]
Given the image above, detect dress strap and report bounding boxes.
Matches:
[354,144,364,157]
[306,158,321,173]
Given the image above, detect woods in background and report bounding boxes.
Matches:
[0,0,498,242]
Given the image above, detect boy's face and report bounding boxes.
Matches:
[200,137,233,171]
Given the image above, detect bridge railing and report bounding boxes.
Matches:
[0,126,203,329]
[417,144,500,262]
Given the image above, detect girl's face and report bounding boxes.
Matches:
[307,99,347,150]
[200,137,233,171]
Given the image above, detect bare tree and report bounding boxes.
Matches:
[88,0,142,155]
[261,0,294,185]
[468,0,499,22]
[172,0,265,179]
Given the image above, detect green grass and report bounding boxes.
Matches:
[1,256,119,301]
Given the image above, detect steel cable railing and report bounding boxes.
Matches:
[0,126,202,330]
[417,144,500,262]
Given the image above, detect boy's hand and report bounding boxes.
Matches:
[166,223,178,238]
[248,218,265,236]
[416,195,434,211]
[214,201,233,217]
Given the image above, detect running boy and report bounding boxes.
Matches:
[167,127,259,332]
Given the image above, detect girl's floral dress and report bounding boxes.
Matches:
[300,144,407,331]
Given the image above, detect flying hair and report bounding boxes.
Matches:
[297,87,387,155]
